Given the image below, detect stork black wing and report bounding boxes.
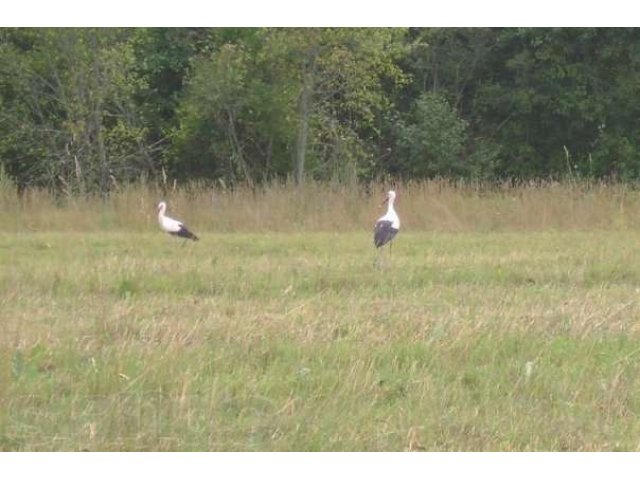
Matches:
[374,220,398,248]
[171,224,199,241]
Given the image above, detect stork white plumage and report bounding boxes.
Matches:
[374,190,400,252]
[157,201,199,241]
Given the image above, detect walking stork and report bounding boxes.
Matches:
[157,201,199,241]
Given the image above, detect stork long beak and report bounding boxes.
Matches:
[380,196,389,207]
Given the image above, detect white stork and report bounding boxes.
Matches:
[157,201,199,241]
[374,190,400,253]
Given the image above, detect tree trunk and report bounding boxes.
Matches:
[93,107,108,196]
[294,46,318,186]
[226,108,251,185]
[294,80,311,185]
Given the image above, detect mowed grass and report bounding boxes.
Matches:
[2,229,640,451]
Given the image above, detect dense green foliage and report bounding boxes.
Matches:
[2,27,640,193]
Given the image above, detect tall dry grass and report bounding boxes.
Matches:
[1,176,639,233]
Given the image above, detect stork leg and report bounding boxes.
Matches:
[374,246,389,269]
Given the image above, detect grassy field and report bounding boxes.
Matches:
[3,220,640,450]
[3,180,640,451]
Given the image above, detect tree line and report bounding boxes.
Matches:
[1,27,639,194]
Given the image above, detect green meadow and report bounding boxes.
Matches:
[2,183,640,450]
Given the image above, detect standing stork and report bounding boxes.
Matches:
[157,201,199,241]
[374,190,400,255]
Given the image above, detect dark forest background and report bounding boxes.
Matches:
[2,27,639,194]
